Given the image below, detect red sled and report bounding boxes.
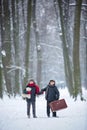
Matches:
[49,99,67,112]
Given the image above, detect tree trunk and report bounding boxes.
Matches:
[58,0,73,95]
[32,0,42,87]
[11,0,20,96]
[73,0,82,99]
[85,44,87,89]
[83,4,87,89]
[0,0,3,98]
[24,0,32,87]
[1,0,12,96]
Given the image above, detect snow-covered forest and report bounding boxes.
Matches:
[0,0,87,99]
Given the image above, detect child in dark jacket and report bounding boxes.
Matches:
[41,80,60,117]
[23,79,41,118]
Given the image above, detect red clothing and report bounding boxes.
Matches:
[35,85,40,94]
[27,83,40,94]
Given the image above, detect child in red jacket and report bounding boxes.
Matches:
[23,79,41,118]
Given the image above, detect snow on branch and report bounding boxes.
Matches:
[18,31,26,38]
[41,43,62,51]
[81,36,87,40]
[81,4,87,7]
[69,3,87,7]
[0,63,3,68]
[6,65,25,76]
[1,50,6,56]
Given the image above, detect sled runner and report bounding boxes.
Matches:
[49,99,67,112]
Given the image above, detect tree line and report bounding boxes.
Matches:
[0,0,87,100]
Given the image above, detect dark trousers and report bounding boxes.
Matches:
[47,101,56,117]
[27,100,36,117]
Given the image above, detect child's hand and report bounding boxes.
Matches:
[41,90,44,94]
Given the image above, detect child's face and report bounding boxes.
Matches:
[29,81,34,84]
[50,81,55,86]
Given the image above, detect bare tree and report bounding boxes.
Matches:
[11,0,20,95]
[57,0,73,95]
[82,0,87,89]
[24,0,32,87]
[32,0,42,86]
[1,0,12,96]
[0,0,3,98]
[72,0,83,100]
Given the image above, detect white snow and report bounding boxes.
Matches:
[0,88,87,130]
[1,50,6,56]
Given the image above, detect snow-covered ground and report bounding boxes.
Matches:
[0,88,87,130]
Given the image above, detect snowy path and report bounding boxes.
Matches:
[0,89,87,130]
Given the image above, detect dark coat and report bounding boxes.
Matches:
[41,85,60,102]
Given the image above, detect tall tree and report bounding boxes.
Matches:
[24,0,32,87]
[0,65,3,98]
[11,0,20,95]
[73,0,83,99]
[57,0,73,95]
[0,0,3,98]
[1,0,12,96]
[83,0,87,89]
[32,0,42,86]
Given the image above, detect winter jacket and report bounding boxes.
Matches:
[41,85,60,102]
[23,83,40,102]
